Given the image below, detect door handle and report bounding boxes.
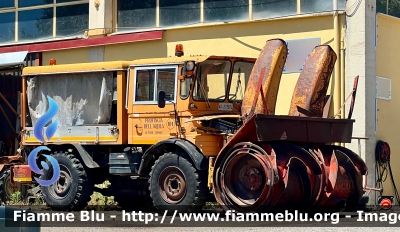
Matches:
[134,124,142,129]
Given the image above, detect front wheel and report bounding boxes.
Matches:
[40,152,94,211]
[148,152,207,213]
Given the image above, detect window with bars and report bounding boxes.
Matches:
[0,0,89,44]
[116,0,346,32]
[377,0,400,18]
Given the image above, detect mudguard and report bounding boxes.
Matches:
[138,138,207,174]
[49,143,100,168]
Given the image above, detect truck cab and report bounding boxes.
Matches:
[127,51,256,156]
[123,47,256,212]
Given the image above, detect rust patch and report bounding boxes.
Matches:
[288,45,337,117]
[241,38,288,117]
[0,154,23,164]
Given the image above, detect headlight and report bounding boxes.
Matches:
[186,61,195,71]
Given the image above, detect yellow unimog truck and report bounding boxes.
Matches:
[9,39,369,214]
[16,45,256,212]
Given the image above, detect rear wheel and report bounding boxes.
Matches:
[148,152,207,213]
[40,152,94,211]
[0,167,28,204]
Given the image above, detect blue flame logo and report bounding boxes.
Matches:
[27,96,61,186]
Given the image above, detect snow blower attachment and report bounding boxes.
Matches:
[212,39,368,213]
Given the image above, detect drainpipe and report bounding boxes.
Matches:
[333,0,341,120]
[340,38,345,147]
[341,39,345,120]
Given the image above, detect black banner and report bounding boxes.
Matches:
[3,205,400,227]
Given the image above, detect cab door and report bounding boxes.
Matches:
[128,65,180,145]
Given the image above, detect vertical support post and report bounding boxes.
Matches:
[156,0,160,27]
[15,0,18,42]
[200,0,204,23]
[113,0,118,33]
[35,53,42,66]
[333,0,341,121]
[21,76,26,139]
[387,0,389,14]
[345,0,377,205]
[297,0,301,14]
[118,70,128,144]
[341,39,345,119]
[53,5,57,38]
[15,91,21,155]
[249,0,253,20]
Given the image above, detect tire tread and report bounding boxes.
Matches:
[148,152,208,213]
[41,151,94,211]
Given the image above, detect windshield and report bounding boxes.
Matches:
[192,59,254,102]
[228,61,254,101]
[193,59,231,101]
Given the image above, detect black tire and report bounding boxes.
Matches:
[0,167,28,204]
[40,152,94,211]
[148,152,207,213]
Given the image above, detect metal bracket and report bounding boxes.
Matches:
[332,75,359,119]
[95,127,99,144]
[322,95,332,118]
[296,106,316,117]
[348,75,359,119]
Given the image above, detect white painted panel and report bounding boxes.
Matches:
[376,76,391,100]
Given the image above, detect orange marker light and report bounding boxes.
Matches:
[380,198,392,210]
[175,44,184,57]
[378,196,394,211]
[49,59,56,65]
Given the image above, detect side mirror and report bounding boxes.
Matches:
[158,91,166,108]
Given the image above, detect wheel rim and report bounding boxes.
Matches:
[224,153,269,204]
[4,173,23,200]
[48,164,73,200]
[158,166,187,204]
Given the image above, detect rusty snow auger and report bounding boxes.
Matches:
[212,39,368,213]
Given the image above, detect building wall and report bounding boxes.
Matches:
[42,47,89,64]
[375,13,400,200]
[41,14,344,115]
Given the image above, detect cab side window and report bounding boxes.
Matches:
[135,69,155,101]
[157,68,175,101]
[134,66,177,104]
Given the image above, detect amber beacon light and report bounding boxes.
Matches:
[175,44,184,57]
[49,59,57,65]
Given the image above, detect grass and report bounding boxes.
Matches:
[2,181,222,211]
[86,181,118,210]
[0,191,34,206]
[2,181,117,208]
[203,201,220,210]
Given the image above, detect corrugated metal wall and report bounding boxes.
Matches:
[0,53,40,156]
